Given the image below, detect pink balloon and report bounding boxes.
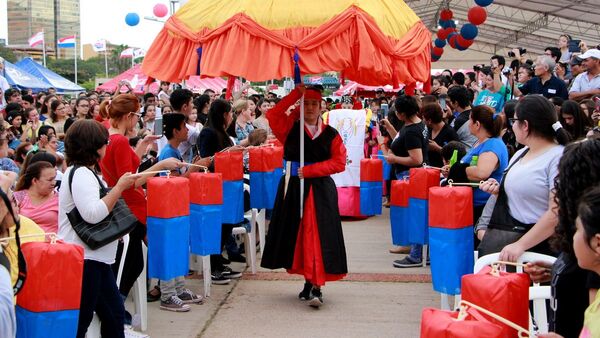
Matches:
[153,3,169,18]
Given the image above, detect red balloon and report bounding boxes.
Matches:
[444,27,456,37]
[448,35,458,49]
[437,29,449,41]
[468,6,487,25]
[440,9,454,21]
[457,35,474,48]
[433,47,444,56]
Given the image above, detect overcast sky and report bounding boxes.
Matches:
[0,0,179,49]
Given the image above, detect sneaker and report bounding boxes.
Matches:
[160,295,191,312]
[211,271,232,285]
[308,288,323,308]
[393,256,422,268]
[298,282,313,301]
[177,288,204,305]
[222,266,242,279]
[228,252,246,263]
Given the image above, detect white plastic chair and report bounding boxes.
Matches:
[231,208,257,274]
[256,209,266,256]
[189,254,212,298]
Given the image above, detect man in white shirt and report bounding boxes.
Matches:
[569,49,600,101]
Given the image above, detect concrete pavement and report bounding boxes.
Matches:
[128,208,439,338]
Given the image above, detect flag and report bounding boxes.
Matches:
[92,39,106,52]
[133,49,146,60]
[57,35,76,48]
[119,48,135,58]
[28,31,44,47]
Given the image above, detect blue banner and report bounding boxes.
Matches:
[390,206,410,246]
[222,180,244,224]
[360,181,383,216]
[147,215,190,280]
[407,198,429,245]
[16,307,78,338]
[190,204,222,256]
[429,226,474,295]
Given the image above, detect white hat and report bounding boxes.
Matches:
[579,49,600,60]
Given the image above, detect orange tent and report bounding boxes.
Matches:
[142,0,431,89]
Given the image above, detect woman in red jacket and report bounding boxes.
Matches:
[261,85,348,308]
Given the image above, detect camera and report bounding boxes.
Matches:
[473,64,485,72]
[508,48,527,58]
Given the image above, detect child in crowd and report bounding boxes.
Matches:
[155,113,210,312]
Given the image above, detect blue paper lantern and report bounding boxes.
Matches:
[434,38,447,48]
[125,13,140,26]
[461,24,478,40]
[475,0,494,7]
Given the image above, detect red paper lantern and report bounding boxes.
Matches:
[432,47,444,56]
[468,6,487,25]
[437,29,449,41]
[440,9,453,21]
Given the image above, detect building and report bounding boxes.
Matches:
[7,0,80,60]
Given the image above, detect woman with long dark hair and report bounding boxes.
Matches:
[197,99,241,285]
[560,100,593,140]
[478,95,570,260]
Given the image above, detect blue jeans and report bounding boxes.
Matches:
[409,244,423,261]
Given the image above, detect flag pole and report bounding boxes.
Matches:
[42,29,46,67]
[104,47,108,78]
[74,34,78,84]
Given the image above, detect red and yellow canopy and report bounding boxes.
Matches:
[142,0,431,87]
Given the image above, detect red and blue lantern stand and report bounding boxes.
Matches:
[390,180,410,246]
[147,177,190,280]
[407,168,440,245]
[214,151,245,224]
[189,173,223,255]
[359,158,383,216]
[16,240,84,338]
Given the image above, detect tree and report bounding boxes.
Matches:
[0,45,17,63]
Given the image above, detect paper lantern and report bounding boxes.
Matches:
[407,168,440,244]
[420,307,504,338]
[125,13,140,26]
[16,241,84,338]
[249,147,276,209]
[436,29,449,41]
[428,187,474,295]
[214,151,245,224]
[440,9,453,21]
[189,173,223,255]
[432,47,444,56]
[376,150,392,181]
[474,0,494,7]
[360,159,383,216]
[468,6,487,25]
[147,177,190,280]
[153,3,169,18]
[461,24,479,40]
[434,38,446,48]
[462,266,530,337]
[390,180,410,246]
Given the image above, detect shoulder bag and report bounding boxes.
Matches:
[66,166,138,250]
[478,149,554,257]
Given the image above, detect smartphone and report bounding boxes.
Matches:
[438,95,447,110]
[568,39,581,53]
[154,118,163,136]
[380,103,389,118]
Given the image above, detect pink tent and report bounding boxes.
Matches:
[96,64,252,95]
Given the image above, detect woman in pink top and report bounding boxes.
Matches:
[14,161,58,233]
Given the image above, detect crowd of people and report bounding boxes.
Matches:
[0,33,598,337]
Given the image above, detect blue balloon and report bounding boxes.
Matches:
[475,0,494,6]
[461,24,478,40]
[448,20,457,28]
[434,38,447,48]
[438,19,449,28]
[125,13,140,26]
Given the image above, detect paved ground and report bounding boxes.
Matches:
[127,208,439,338]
